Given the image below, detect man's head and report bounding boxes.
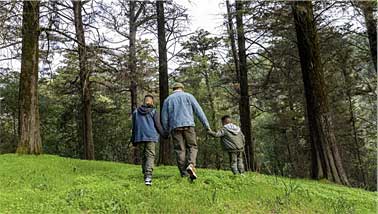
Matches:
[172,82,185,91]
[221,115,232,125]
[144,94,154,107]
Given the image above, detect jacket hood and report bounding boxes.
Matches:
[224,123,241,135]
[137,105,154,115]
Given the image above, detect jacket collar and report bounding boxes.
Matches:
[173,89,183,93]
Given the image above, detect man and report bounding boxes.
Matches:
[161,82,210,180]
[131,95,167,186]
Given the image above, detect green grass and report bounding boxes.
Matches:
[0,154,376,213]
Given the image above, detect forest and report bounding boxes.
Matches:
[0,0,376,192]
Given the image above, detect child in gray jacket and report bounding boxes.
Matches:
[207,115,245,175]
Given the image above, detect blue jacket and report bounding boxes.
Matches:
[131,105,165,143]
[161,91,210,131]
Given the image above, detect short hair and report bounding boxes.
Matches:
[172,82,185,90]
[221,115,231,122]
[144,94,154,100]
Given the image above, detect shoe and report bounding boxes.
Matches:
[186,164,197,180]
[181,171,189,178]
[144,175,152,186]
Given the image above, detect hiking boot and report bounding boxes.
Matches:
[186,164,197,180]
[144,175,152,186]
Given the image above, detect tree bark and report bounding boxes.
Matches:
[129,1,140,164]
[291,1,349,185]
[129,1,138,114]
[203,68,217,169]
[17,1,42,155]
[226,0,240,82]
[235,0,254,171]
[156,1,171,165]
[72,0,94,160]
[358,1,377,72]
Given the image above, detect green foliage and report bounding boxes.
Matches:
[0,154,375,213]
[0,71,19,153]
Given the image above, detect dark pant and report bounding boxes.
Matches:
[171,127,197,175]
[138,142,155,177]
[229,151,245,174]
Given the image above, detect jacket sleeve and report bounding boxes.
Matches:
[161,99,169,130]
[208,129,225,138]
[131,111,136,143]
[153,111,166,136]
[190,95,210,129]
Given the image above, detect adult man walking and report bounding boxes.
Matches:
[162,83,210,180]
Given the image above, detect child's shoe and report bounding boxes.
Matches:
[145,175,152,186]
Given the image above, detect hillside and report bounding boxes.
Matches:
[0,154,375,213]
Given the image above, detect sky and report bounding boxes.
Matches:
[177,0,226,35]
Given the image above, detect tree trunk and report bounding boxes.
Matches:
[226,0,240,82]
[291,1,349,185]
[203,69,217,169]
[358,1,377,72]
[129,1,140,165]
[12,111,17,147]
[72,0,94,160]
[235,0,254,171]
[156,1,171,165]
[16,1,42,155]
[129,1,138,114]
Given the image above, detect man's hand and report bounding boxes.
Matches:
[163,131,170,139]
[206,127,213,135]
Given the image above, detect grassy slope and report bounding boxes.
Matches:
[0,154,376,214]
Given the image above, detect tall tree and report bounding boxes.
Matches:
[129,1,140,165]
[156,1,171,165]
[357,1,377,72]
[225,0,240,81]
[72,0,95,160]
[129,1,138,114]
[235,0,254,171]
[17,1,42,154]
[291,1,349,185]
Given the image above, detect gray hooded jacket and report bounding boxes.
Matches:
[208,123,245,151]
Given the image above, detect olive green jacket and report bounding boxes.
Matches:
[208,123,245,152]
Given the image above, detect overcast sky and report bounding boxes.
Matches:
[177,0,225,35]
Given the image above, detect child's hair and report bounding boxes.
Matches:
[221,115,231,123]
[144,94,154,100]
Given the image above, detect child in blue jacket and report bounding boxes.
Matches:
[132,95,167,186]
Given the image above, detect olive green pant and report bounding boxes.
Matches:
[229,151,245,174]
[171,127,197,176]
[138,142,155,176]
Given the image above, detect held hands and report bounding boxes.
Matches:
[206,127,213,135]
[162,131,170,139]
